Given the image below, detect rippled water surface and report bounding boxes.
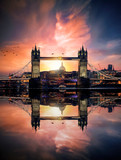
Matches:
[0,90,121,160]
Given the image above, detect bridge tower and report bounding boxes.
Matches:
[78,97,88,130]
[31,45,40,78]
[78,46,89,87]
[31,98,40,131]
[78,46,87,78]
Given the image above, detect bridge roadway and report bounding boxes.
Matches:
[0,96,30,100]
[0,78,30,81]
[0,77,120,81]
[0,95,121,101]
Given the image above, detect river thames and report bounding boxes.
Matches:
[0,90,121,160]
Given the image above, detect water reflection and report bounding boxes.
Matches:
[0,89,121,160]
[0,89,121,132]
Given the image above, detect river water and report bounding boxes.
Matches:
[0,90,121,160]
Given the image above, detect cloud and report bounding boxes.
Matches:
[88,46,121,70]
[53,1,91,56]
[0,0,92,74]
[106,39,121,49]
[0,0,121,74]
[0,0,56,44]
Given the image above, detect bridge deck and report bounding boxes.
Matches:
[0,78,120,81]
[40,57,79,60]
[0,78,30,81]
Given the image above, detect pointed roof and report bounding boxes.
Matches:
[59,105,66,115]
[82,45,84,52]
[35,44,37,51]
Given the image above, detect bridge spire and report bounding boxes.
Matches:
[31,45,40,79]
[35,44,37,51]
[82,45,84,52]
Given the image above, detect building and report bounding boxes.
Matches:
[40,62,77,87]
[108,64,113,71]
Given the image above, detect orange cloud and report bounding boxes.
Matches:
[54,11,90,56]
[0,0,121,75]
[0,1,91,75]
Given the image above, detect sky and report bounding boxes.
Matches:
[0,0,121,75]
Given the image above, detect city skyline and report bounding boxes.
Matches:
[0,0,121,75]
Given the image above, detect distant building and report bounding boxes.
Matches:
[21,72,31,78]
[87,64,117,79]
[40,62,77,87]
[108,64,113,71]
[59,62,66,72]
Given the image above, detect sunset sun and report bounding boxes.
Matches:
[49,60,62,70]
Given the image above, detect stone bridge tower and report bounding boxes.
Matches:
[31,45,40,78]
[31,98,40,131]
[78,46,87,78]
[78,46,88,87]
[78,97,88,130]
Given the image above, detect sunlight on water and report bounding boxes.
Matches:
[40,106,62,116]
[40,105,79,117]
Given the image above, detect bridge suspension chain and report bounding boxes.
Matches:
[88,63,121,80]
[10,61,31,78]
[88,97,121,115]
[9,99,31,116]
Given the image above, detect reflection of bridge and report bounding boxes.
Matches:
[0,45,121,87]
[0,78,30,81]
[90,78,121,81]
[1,93,121,131]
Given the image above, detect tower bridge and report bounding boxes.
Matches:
[0,45,121,88]
[30,45,88,88]
[30,45,121,89]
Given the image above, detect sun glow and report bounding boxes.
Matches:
[40,60,62,71]
[40,106,62,117]
[49,60,62,70]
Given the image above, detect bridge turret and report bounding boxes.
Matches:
[78,46,87,63]
[78,98,88,131]
[31,45,40,78]
[78,46,88,79]
[31,99,40,131]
